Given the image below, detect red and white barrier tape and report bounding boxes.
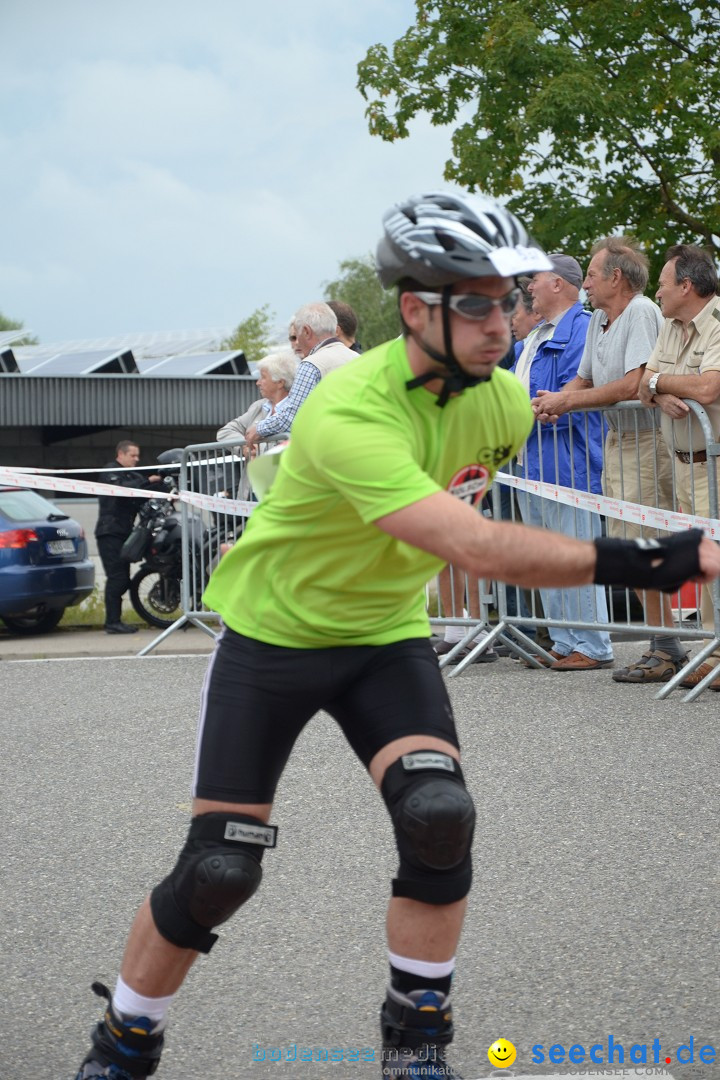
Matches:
[0,466,256,518]
[2,463,718,537]
[495,470,720,539]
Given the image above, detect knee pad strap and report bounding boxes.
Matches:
[150,813,276,953]
[382,751,475,906]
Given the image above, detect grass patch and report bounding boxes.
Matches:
[60,587,145,629]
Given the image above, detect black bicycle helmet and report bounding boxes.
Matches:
[376,191,551,288]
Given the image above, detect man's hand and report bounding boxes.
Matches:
[531,388,568,424]
[245,425,259,445]
[655,393,690,420]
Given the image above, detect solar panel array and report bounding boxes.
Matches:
[138,351,248,377]
[14,328,233,364]
[5,337,248,378]
[19,349,139,376]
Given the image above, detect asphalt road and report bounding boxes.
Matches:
[2,650,717,1080]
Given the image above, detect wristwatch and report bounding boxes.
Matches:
[647,372,661,396]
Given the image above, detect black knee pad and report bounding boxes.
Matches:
[381,751,475,905]
[150,813,277,953]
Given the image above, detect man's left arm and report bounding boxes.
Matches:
[638,368,720,408]
[533,369,644,422]
[639,323,720,406]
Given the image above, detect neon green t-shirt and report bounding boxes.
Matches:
[203,337,533,647]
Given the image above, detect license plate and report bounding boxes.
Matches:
[46,539,75,555]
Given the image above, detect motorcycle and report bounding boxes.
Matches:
[121,450,231,629]
[122,497,183,628]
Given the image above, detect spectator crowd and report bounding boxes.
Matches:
[116,242,720,688]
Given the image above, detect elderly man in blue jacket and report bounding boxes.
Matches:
[512,254,613,670]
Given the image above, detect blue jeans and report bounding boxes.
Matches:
[517,491,613,661]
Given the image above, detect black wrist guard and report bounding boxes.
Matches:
[594,529,704,594]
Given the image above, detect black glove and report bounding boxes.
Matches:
[594,529,704,594]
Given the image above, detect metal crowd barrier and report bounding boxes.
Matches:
[140,407,720,701]
[136,437,260,656]
[430,400,720,702]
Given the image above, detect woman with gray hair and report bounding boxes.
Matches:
[217,350,297,452]
[216,350,298,505]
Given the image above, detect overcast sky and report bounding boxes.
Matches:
[1,0,463,344]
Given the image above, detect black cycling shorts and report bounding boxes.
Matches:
[193,628,459,804]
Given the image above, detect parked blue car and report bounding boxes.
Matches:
[0,487,95,634]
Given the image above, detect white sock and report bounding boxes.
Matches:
[388,950,456,981]
[113,975,174,1029]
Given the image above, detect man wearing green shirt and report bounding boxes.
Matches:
[74,194,719,1080]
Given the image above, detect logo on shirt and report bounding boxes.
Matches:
[477,444,512,467]
[447,464,490,506]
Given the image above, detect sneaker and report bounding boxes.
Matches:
[381,987,461,1078]
[75,982,164,1080]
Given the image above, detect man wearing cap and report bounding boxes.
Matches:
[512,253,614,670]
[531,237,685,684]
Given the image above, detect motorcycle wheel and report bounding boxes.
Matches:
[129,568,183,629]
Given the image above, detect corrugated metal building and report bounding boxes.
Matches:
[0,330,259,471]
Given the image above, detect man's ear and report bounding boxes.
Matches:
[399,291,429,333]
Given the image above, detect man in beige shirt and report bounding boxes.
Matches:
[639,243,720,689]
[533,236,682,684]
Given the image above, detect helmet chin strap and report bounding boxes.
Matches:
[405,285,491,407]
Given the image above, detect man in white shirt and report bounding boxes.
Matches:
[532,236,683,684]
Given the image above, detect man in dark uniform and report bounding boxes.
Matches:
[95,441,161,634]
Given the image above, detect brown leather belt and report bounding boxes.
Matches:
[675,449,708,463]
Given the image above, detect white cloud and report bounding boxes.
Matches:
[0,0,459,340]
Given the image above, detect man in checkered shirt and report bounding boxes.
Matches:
[244,301,357,446]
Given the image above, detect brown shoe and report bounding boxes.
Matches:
[522,649,563,668]
[679,661,720,690]
[551,651,614,671]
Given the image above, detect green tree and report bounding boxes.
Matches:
[0,310,38,345]
[324,254,401,349]
[358,0,720,280]
[221,303,276,365]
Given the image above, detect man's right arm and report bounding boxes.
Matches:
[375,490,597,587]
[374,490,720,589]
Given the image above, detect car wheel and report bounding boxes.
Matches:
[1,608,66,635]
